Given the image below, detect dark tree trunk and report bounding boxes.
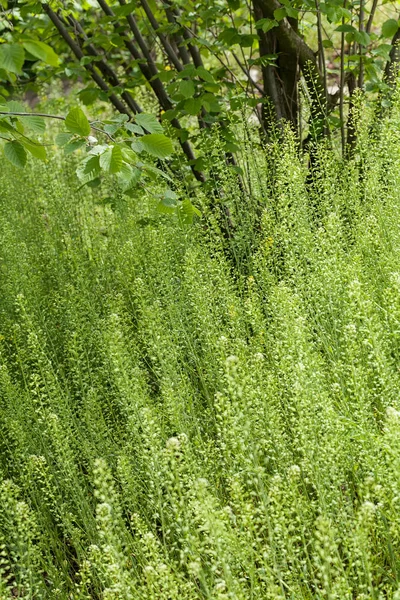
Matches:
[253,0,299,133]
[252,0,327,141]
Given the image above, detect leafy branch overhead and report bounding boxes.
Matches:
[0,0,400,180]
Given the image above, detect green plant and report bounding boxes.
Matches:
[1,82,400,598]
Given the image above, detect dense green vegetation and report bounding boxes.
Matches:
[2,2,400,598]
[1,88,400,598]
[1,0,400,180]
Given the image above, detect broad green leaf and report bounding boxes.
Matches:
[15,120,24,134]
[64,139,86,155]
[160,108,179,122]
[55,132,73,146]
[179,79,195,99]
[4,140,27,167]
[203,82,220,93]
[5,100,25,113]
[284,5,298,18]
[218,27,240,45]
[255,18,278,33]
[23,115,46,133]
[273,7,286,21]
[0,118,16,133]
[381,19,399,39]
[196,66,215,84]
[131,140,144,153]
[240,34,257,48]
[22,41,59,67]
[99,144,123,173]
[76,155,100,184]
[121,147,136,162]
[335,24,357,33]
[177,198,201,224]
[157,190,178,214]
[125,122,144,135]
[113,1,137,16]
[201,93,221,113]
[88,144,108,155]
[371,44,392,59]
[117,163,141,191]
[184,97,203,115]
[135,113,164,134]
[103,123,121,135]
[157,198,177,215]
[21,140,47,160]
[65,107,91,136]
[86,178,102,188]
[78,87,100,105]
[80,56,95,66]
[140,133,173,159]
[0,44,25,75]
[354,31,370,46]
[113,114,130,124]
[142,164,173,182]
[325,6,341,22]
[177,64,196,79]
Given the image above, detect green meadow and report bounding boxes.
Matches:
[2,100,400,599]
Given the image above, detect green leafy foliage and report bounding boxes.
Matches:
[77,87,101,106]
[134,113,164,134]
[1,109,400,597]
[0,44,25,75]
[22,115,46,134]
[179,79,195,99]
[1,0,400,184]
[55,132,74,147]
[140,133,174,159]
[65,108,91,137]
[381,18,399,38]
[76,154,100,184]
[22,41,59,67]
[99,145,123,173]
[22,139,47,160]
[3,140,26,167]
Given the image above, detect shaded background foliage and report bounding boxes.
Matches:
[1,0,399,167]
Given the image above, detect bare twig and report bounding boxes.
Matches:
[366,0,379,35]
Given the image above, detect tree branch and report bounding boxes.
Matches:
[0,111,116,141]
[42,4,132,117]
[164,5,192,65]
[139,0,184,71]
[65,14,142,114]
[384,30,400,87]
[366,0,378,35]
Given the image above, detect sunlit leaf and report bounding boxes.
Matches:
[381,19,398,39]
[0,44,25,75]
[135,113,164,134]
[4,140,27,167]
[22,40,59,67]
[99,144,123,173]
[65,107,91,136]
[140,133,173,159]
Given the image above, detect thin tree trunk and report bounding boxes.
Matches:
[42,4,132,117]
[65,15,142,114]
